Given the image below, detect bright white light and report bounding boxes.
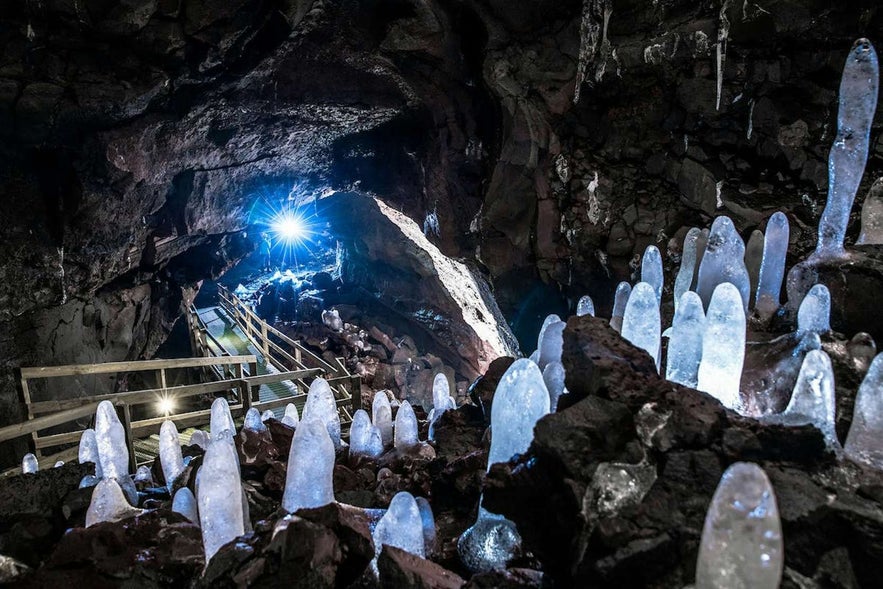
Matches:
[272,213,307,243]
[158,396,175,415]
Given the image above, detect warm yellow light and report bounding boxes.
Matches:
[158,396,175,415]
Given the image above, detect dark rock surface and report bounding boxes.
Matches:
[483,315,883,588]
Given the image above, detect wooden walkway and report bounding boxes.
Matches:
[0,284,360,476]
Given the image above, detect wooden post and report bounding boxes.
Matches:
[241,380,251,412]
[261,320,269,357]
[19,377,39,457]
[120,403,136,473]
[249,361,259,402]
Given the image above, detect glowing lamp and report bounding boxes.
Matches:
[158,395,175,415]
[272,213,307,243]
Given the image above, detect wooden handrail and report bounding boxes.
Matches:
[20,355,256,379]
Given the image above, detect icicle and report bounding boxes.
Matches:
[814,39,879,258]
[302,378,341,449]
[373,392,394,448]
[198,435,244,561]
[697,283,746,411]
[394,401,419,453]
[172,487,199,524]
[696,216,750,312]
[796,284,831,337]
[695,462,782,589]
[715,0,731,111]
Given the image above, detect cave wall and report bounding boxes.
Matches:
[0,0,881,448]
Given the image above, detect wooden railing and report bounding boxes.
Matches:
[213,284,361,418]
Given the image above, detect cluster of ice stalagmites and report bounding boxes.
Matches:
[696,462,783,589]
[458,359,550,573]
[845,353,883,468]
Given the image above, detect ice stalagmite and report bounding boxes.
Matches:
[845,353,883,468]
[576,295,595,317]
[261,409,275,422]
[134,465,154,485]
[78,429,103,478]
[242,407,267,432]
[815,39,880,258]
[302,378,341,448]
[95,400,137,504]
[416,496,437,555]
[172,487,199,524]
[697,283,746,411]
[536,314,561,354]
[282,419,335,514]
[372,491,425,561]
[696,216,751,312]
[428,373,456,440]
[350,410,383,458]
[755,212,789,318]
[610,282,631,332]
[674,228,702,311]
[666,291,706,388]
[373,392,393,448]
[542,361,567,412]
[621,282,661,369]
[857,178,883,244]
[537,319,565,370]
[458,359,550,573]
[394,400,419,452]
[21,453,38,474]
[695,462,782,589]
[773,349,838,447]
[281,403,299,428]
[159,420,184,490]
[189,430,208,449]
[210,398,235,441]
[198,435,244,561]
[745,229,764,302]
[797,284,831,337]
[86,478,142,527]
[641,245,664,305]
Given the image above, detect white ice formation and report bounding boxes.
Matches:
[857,178,883,245]
[159,420,184,490]
[302,378,341,449]
[537,318,565,370]
[695,462,782,589]
[576,295,595,317]
[845,353,883,469]
[281,403,300,428]
[796,284,831,337]
[745,229,764,300]
[428,373,456,440]
[21,453,38,474]
[134,465,154,485]
[542,361,567,412]
[697,283,746,411]
[86,478,142,527]
[78,428,103,478]
[197,434,244,561]
[172,487,199,524]
[814,39,879,258]
[282,419,335,514]
[674,228,702,311]
[394,400,419,453]
[372,392,394,448]
[189,430,208,449]
[772,349,838,447]
[641,245,664,305]
[755,212,789,318]
[372,491,425,563]
[209,397,236,441]
[350,409,384,458]
[666,291,706,388]
[95,400,137,504]
[696,216,750,312]
[457,359,550,573]
[415,496,437,556]
[243,407,268,432]
[610,281,631,332]
[621,282,661,369]
[261,409,275,422]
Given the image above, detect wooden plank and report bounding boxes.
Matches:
[129,403,245,436]
[29,378,246,414]
[246,369,322,386]
[20,355,256,379]
[0,403,99,443]
[252,396,308,412]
